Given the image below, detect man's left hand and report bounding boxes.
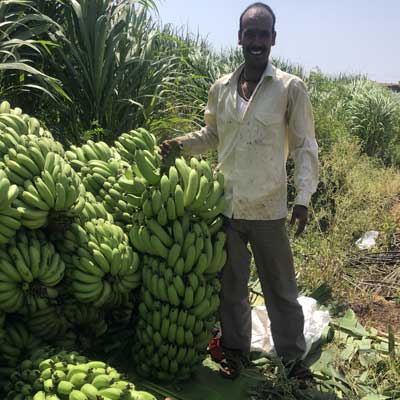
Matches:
[290,205,308,237]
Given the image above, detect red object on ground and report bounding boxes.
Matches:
[208,336,225,363]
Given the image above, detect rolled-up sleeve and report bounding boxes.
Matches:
[287,78,319,207]
[178,83,219,156]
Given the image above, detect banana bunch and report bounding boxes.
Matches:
[133,250,222,381]
[99,180,139,226]
[0,319,43,368]
[65,139,118,172]
[13,151,86,229]
[0,101,54,138]
[27,304,69,341]
[57,219,141,308]
[174,156,225,220]
[114,128,159,165]
[0,170,21,244]
[129,216,227,276]
[123,156,225,234]
[2,348,157,400]
[0,229,65,314]
[25,299,108,348]
[80,192,114,223]
[79,158,128,196]
[0,348,88,398]
[114,128,162,187]
[93,302,135,361]
[64,300,108,339]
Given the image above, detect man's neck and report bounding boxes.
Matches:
[243,63,268,83]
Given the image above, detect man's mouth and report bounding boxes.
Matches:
[248,48,264,56]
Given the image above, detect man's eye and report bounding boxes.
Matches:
[244,31,256,39]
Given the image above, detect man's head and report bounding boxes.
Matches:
[238,3,276,70]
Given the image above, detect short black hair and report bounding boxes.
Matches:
[239,3,276,33]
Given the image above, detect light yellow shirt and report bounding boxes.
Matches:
[179,62,319,220]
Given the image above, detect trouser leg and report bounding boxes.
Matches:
[248,219,306,362]
[219,218,252,353]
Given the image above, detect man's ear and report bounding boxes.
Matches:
[272,31,276,46]
[238,30,242,45]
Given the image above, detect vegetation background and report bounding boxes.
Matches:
[1,1,399,398]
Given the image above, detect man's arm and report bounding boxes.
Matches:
[161,83,219,157]
[287,78,319,235]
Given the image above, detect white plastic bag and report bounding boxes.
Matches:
[250,296,331,359]
[355,230,379,250]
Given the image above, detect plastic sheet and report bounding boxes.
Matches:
[251,296,331,359]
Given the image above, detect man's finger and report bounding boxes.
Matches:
[295,218,306,237]
[289,211,296,226]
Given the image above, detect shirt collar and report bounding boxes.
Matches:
[222,61,276,86]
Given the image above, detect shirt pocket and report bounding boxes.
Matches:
[245,111,283,146]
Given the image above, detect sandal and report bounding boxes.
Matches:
[219,354,243,380]
[285,361,315,388]
[207,336,247,380]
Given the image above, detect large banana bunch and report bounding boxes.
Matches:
[133,244,223,381]
[80,192,114,223]
[0,319,43,369]
[65,139,118,172]
[2,348,157,400]
[0,230,65,314]
[123,148,227,381]
[0,170,21,244]
[11,151,86,229]
[57,219,141,307]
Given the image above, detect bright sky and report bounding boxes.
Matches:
[157,0,399,83]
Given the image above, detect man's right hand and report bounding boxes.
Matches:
[160,138,182,158]
[160,139,184,171]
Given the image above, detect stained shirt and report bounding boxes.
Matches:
[179,62,319,220]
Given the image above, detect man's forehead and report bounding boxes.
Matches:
[242,7,273,28]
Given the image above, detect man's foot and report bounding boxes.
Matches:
[219,348,247,380]
[284,360,315,388]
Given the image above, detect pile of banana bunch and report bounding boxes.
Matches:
[1,347,157,400]
[126,155,227,380]
[65,139,118,172]
[0,229,65,314]
[56,219,141,308]
[0,170,21,244]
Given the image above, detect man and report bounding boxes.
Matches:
[161,3,318,380]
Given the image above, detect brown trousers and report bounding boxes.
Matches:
[219,217,306,362]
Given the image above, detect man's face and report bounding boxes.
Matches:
[238,8,276,69]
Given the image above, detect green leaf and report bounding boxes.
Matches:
[360,395,391,400]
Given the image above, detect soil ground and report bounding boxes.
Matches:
[350,200,400,338]
[351,295,400,337]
